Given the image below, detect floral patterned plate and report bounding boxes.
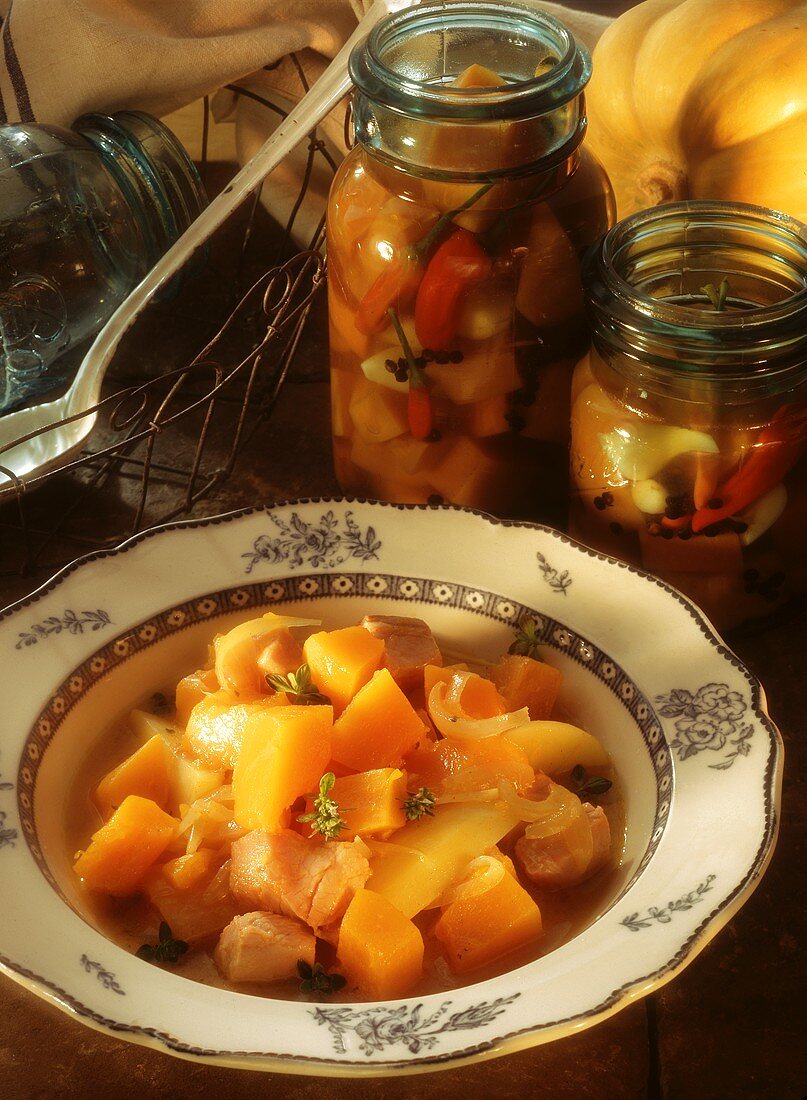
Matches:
[0,500,782,1075]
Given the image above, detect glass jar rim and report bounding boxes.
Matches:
[586,200,807,395]
[349,0,591,121]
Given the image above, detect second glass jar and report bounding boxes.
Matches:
[326,1,614,519]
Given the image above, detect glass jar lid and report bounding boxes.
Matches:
[349,0,591,179]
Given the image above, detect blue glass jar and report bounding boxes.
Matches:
[0,111,206,413]
[327,0,614,519]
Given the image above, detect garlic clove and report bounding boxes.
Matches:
[630,478,668,514]
[599,424,719,482]
[739,483,787,546]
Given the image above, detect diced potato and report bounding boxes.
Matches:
[307,769,406,839]
[489,655,562,720]
[337,889,424,999]
[367,801,521,917]
[427,436,511,509]
[232,705,332,831]
[429,344,515,405]
[145,861,240,943]
[385,435,433,474]
[330,669,425,770]
[74,796,178,896]
[162,849,220,891]
[175,668,218,729]
[303,626,385,713]
[129,710,181,749]
[505,721,610,777]
[170,754,225,812]
[94,735,174,818]
[435,868,543,973]
[349,379,409,444]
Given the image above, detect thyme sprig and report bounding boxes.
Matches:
[266,663,330,705]
[570,764,613,800]
[297,960,347,996]
[701,278,730,312]
[136,922,189,966]
[297,772,348,839]
[401,787,437,821]
[508,616,543,660]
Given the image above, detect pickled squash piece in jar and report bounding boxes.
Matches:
[337,889,424,999]
[435,868,543,973]
[490,655,562,720]
[349,379,409,444]
[232,705,332,832]
[303,626,385,713]
[330,668,425,770]
[93,735,174,818]
[74,796,178,896]
[515,204,585,329]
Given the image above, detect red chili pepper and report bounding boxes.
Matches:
[407,381,433,440]
[354,182,493,336]
[691,404,807,532]
[414,227,492,349]
[660,513,692,532]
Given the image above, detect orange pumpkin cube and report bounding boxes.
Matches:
[175,667,218,729]
[307,768,407,838]
[232,705,332,831]
[93,735,174,818]
[162,849,220,891]
[74,796,178,896]
[182,692,281,770]
[330,669,425,770]
[303,626,385,712]
[338,889,424,999]
[489,655,562,720]
[404,735,533,795]
[435,869,543,973]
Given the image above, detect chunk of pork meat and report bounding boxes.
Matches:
[515,803,611,890]
[230,829,370,931]
[360,615,442,690]
[256,629,304,679]
[214,911,314,983]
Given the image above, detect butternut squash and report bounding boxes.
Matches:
[586,1,807,221]
[182,692,283,770]
[337,889,424,999]
[175,668,218,729]
[435,867,543,973]
[405,736,534,796]
[303,626,385,713]
[94,735,174,818]
[489,655,562,720]
[312,768,407,838]
[232,705,332,831]
[330,668,425,770]
[162,849,220,891]
[74,796,177,896]
[145,862,240,943]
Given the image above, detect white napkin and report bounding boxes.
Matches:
[0,0,611,241]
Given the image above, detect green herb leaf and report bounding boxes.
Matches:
[297,959,347,996]
[137,923,189,967]
[266,663,330,705]
[297,772,348,839]
[701,278,730,312]
[570,764,613,801]
[401,787,437,821]
[508,616,543,660]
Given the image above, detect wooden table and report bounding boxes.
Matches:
[1,3,805,1096]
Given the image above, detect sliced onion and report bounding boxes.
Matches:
[428,674,530,740]
[499,779,582,837]
[440,855,506,908]
[435,787,500,805]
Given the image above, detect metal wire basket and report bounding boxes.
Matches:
[0,68,336,583]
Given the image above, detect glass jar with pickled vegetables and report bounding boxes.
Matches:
[572,201,807,630]
[326,1,614,518]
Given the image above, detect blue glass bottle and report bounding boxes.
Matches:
[0,111,206,413]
